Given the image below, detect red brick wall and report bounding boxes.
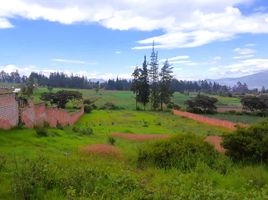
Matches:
[172,109,248,130]
[21,102,84,128]
[0,94,19,129]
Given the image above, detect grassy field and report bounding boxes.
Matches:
[33,87,242,109]
[1,110,268,199]
[203,113,266,124]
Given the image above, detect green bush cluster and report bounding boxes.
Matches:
[83,98,97,113]
[56,121,64,130]
[34,126,48,137]
[72,126,94,135]
[222,119,268,163]
[138,134,223,171]
[100,102,120,110]
[107,136,116,145]
[0,154,6,171]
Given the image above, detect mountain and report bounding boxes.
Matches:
[213,70,268,89]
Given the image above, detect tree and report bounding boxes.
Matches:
[159,60,173,110]
[131,67,141,110]
[21,76,36,97]
[139,56,150,110]
[241,96,262,112]
[41,90,82,109]
[185,94,218,114]
[241,95,268,115]
[149,42,160,110]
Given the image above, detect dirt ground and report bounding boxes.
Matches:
[81,144,121,156]
[112,132,170,141]
[204,135,225,153]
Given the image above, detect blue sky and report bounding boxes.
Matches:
[0,0,268,80]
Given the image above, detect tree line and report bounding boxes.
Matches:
[0,70,266,96]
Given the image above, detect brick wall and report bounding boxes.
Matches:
[21,102,84,128]
[0,93,19,129]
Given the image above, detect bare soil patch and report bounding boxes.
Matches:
[81,144,121,156]
[173,109,248,130]
[112,132,170,141]
[204,135,225,153]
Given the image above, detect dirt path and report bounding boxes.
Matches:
[172,109,248,130]
[81,144,121,156]
[112,133,170,141]
[204,135,225,153]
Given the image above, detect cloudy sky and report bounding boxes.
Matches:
[0,0,268,80]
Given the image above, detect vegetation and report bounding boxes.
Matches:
[185,94,218,113]
[41,90,82,109]
[138,134,223,171]
[0,110,268,199]
[223,120,268,163]
[241,94,268,115]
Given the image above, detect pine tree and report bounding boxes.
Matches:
[149,42,160,110]
[139,56,150,110]
[159,60,174,110]
[131,67,141,110]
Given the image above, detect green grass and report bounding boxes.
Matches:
[33,87,242,109]
[0,110,268,199]
[202,113,266,125]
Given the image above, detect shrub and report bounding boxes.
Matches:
[107,136,116,145]
[222,120,268,163]
[83,98,94,105]
[167,102,181,110]
[100,102,120,110]
[34,126,48,137]
[84,105,93,113]
[81,127,94,135]
[72,127,93,136]
[56,121,64,130]
[137,134,220,171]
[0,155,6,171]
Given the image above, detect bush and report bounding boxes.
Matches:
[167,102,181,110]
[56,121,64,130]
[222,120,268,163]
[107,136,116,145]
[84,105,93,113]
[0,155,6,171]
[34,126,48,137]
[72,127,93,136]
[100,102,120,110]
[137,134,220,171]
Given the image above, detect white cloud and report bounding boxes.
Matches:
[0,18,14,28]
[208,58,268,78]
[234,47,255,55]
[0,64,130,80]
[0,0,267,48]
[115,51,121,54]
[51,58,97,65]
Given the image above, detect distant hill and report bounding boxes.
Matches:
[213,70,268,89]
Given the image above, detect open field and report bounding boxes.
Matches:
[1,110,268,199]
[33,87,242,109]
[32,87,266,124]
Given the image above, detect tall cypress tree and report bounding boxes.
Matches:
[159,60,174,110]
[139,56,150,110]
[149,42,160,110]
[131,67,141,110]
